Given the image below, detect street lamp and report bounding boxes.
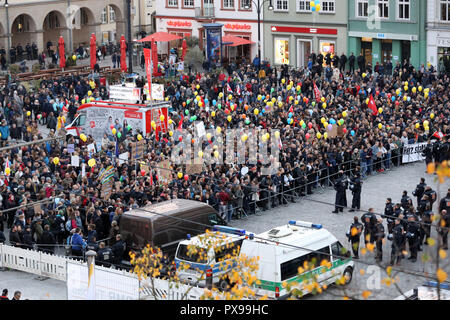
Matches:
[4,0,11,64]
[126,0,133,73]
[243,0,273,69]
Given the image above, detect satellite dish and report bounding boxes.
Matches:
[241,166,249,176]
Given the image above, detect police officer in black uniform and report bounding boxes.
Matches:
[349,173,362,212]
[424,186,437,211]
[438,209,450,250]
[361,208,377,246]
[10,46,16,64]
[406,215,420,262]
[374,218,385,262]
[422,142,434,166]
[332,171,348,213]
[389,218,406,266]
[16,43,24,61]
[25,43,32,60]
[439,189,450,213]
[96,241,113,267]
[417,194,430,217]
[401,191,413,211]
[346,216,363,259]
[420,207,433,247]
[31,42,38,60]
[412,178,426,208]
[384,198,395,234]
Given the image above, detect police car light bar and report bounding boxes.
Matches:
[212,225,246,236]
[424,281,450,290]
[288,221,322,229]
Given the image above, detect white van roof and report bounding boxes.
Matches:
[178,231,245,249]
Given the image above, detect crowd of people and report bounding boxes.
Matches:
[0,38,449,266]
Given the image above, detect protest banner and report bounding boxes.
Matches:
[402,142,428,163]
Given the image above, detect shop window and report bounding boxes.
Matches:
[274,38,289,64]
[398,0,410,20]
[441,0,450,21]
[297,0,311,12]
[378,0,389,18]
[357,0,369,17]
[223,0,235,9]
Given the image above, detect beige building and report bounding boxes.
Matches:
[0,0,155,55]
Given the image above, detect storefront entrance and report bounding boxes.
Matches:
[381,39,393,64]
[297,39,312,68]
[401,40,411,64]
[274,38,289,65]
[361,39,372,66]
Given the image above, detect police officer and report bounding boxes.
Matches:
[347,216,363,259]
[401,191,413,211]
[10,46,16,64]
[420,207,433,247]
[361,208,376,246]
[389,218,406,266]
[96,241,113,267]
[384,198,395,234]
[25,43,32,60]
[16,43,23,61]
[349,173,362,212]
[439,189,450,213]
[412,178,426,208]
[417,194,430,217]
[406,215,420,262]
[374,218,385,262]
[86,235,99,252]
[438,209,450,250]
[332,170,348,213]
[422,142,434,166]
[111,234,126,265]
[31,42,38,60]
[424,186,437,211]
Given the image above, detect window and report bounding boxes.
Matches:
[183,0,194,7]
[441,0,450,21]
[214,240,243,262]
[378,0,389,18]
[167,0,178,7]
[398,0,410,19]
[357,0,369,17]
[240,0,251,10]
[109,6,116,22]
[321,0,335,13]
[101,8,107,23]
[331,241,349,260]
[280,246,330,281]
[47,12,61,29]
[223,0,235,9]
[81,9,89,25]
[275,0,288,11]
[297,0,311,12]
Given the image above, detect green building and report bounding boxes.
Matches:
[348,0,427,69]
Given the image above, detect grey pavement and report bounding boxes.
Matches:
[1,160,448,300]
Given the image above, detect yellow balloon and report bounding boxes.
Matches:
[396,89,401,95]
[198,102,203,107]
[362,73,366,78]
[366,98,370,104]
[378,123,383,129]
[316,3,321,10]
[211,111,216,117]
[412,87,417,93]
[423,120,429,126]
[112,128,117,135]
[415,123,420,129]
[206,133,212,140]
[26,111,31,116]
[177,172,183,179]
[5,167,10,175]
[196,96,201,101]
[281,78,286,84]
[342,111,347,117]
[275,131,280,139]
[403,95,407,101]
[316,132,322,139]
[323,122,328,128]
[254,108,259,115]
[80,134,87,142]
[168,119,173,125]
[169,131,173,137]
[310,1,315,7]
[196,84,200,90]
[241,134,248,142]
[296,85,301,91]
[198,151,203,158]
[81,99,86,104]
[322,103,327,109]
[378,108,383,114]
[294,100,299,105]
[404,86,408,91]
[321,97,325,102]
[300,120,305,126]
[151,121,156,128]
[424,93,429,98]
[214,151,219,158]
[160,115,165,121]
[430,113,435,119]
[219,92,223,98]
[88,90,92,96]
[418,86,423,92]
[227,115,232,122]
[216,126,222,134]
[88,159,96,167]
[53,157,60,165]
[324,132,328,139]
[321,117,326,123]
[137,134,142,141]
[72,55,77,61]
[194,91,198,96]
[228,95,233,100]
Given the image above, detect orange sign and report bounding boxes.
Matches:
[167,20,192,27]
[224,23,251,30]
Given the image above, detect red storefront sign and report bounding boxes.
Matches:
[271,26,338,35]
[224,23,252,30]
[124,110,143,119]
[167,20,192,27]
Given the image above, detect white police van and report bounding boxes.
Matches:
[240,221,354,299]
[174,225,248,290]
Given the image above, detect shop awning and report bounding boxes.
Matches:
[222,35,255,47]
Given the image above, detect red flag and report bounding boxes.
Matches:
[58,36,65,69]
[90,34,96,70]
[226,83,233,93]
[143,48,152,101]
[152,41,158,75]
[236,84,241,96]
[178,114,184,131]
[313,81,321,102]
[368,94,378,116]
[120,35,127,73]
[432,131,444,140]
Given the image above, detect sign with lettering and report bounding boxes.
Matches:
[157,160,172,185]
[167,20,192,27]
[402,142,428,163]
[131,140,145,160]
[224,23,252,30]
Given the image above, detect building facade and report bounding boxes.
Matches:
[348,0,427,69]
[426,0,450,72]
[262,0,348,68]
[155,0,263,62]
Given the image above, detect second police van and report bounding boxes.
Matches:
[174,221,354,299]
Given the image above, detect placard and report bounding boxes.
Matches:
[67,144,75,154]
[186,163,203,175]
[196,121,206,138]
[109,85,141,102]
[157,160,172,184]
[118,152,129,165]
[131,140,145,160]
[329,124,338,139]
[71,155,80,167]
[101,181,114,200]
[144,83,165,101]
[87,143,96,154]
[34,204,43,214]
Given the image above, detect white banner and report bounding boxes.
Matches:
[402,142,428,163]
[145,83,164,101]
[109,85,141,102]
[67,262,140,300]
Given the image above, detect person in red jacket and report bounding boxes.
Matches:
[217,189,231,222]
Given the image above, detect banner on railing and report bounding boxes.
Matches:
[66,262,139,300]
[402,142,428,163]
